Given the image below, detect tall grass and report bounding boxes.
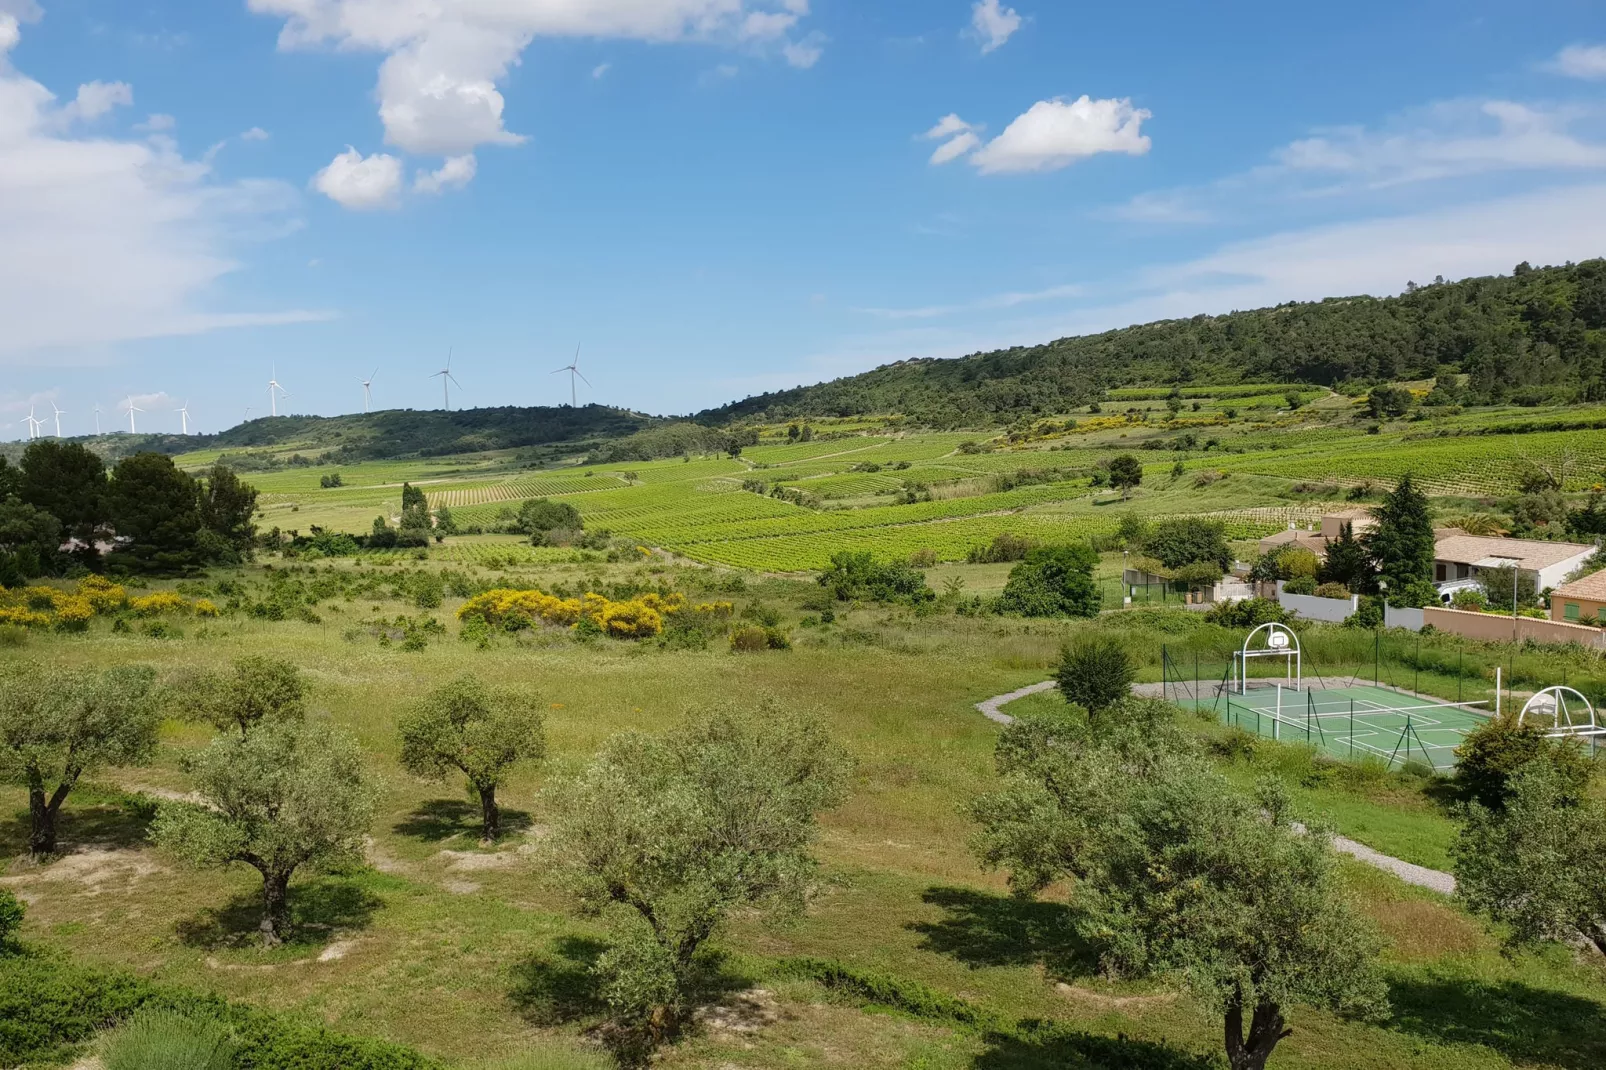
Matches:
[100,1007,236,1070]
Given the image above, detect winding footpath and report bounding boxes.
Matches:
[974,682,1457,895]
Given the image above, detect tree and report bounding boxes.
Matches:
[369,515,398,549]
[198,465,259,561]
[1453,761,1606,956]
[968,707,1387,1070]
[107,453,203,573]
[1318,522,1372,592]
[173,656,307,738]
[0,497,62,583]
[18,440,107,542]
[517,498,584,540]
[153,719,379,946]
[1107,454,1143,496]
[995,545,1100,617]
[434,504,458,536]
[1144,517,1232,573]
[398,674,545,841]
[400,482,428,512]
[1479,564,1539,610]
[818,551,934,604]
[1055,635,1134,713]
[1452,716,1592,811]
[546,707,850,1051]
[0,457,19,501]
[1364,475,1436,604]
[1366,385,1413,419]
[0,663,159,856]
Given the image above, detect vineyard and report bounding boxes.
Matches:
[208,390,1606,574]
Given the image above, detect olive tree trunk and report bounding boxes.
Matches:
[259,869,292,947]
[27,777,74,857]
[1224,998,1292,1070]
[478,785,501,842]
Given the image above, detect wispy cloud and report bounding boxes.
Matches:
[1546,43,1606,80]
[857,282,1084,320]
[968,0,1022,54]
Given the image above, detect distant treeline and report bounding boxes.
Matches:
[696,259,1606,426]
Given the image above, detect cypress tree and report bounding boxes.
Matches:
[1365,475,1437,605]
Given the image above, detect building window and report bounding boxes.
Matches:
[1565,602,1581,621]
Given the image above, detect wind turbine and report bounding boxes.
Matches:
[551,344,590,407]
[267,364,290,417]
[24,405,42,440]
[179,401,192,435]
[51,402,65,438]
[123,396,144,434]
[431,350,460,411]
[358,367,378,413]
[93,404,102,435]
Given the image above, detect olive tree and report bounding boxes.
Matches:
[1453,761,1606,955]
[171,656,306,737]
[0,663,159,856]
[153,719,378,946]
[969,702,1387,1070]
[397,674,545,841]
[545,706,850,1053]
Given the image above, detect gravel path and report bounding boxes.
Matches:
[974,681,1457,895]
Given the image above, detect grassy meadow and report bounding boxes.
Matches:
[5,546,1606,1070]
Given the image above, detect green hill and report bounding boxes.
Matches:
[1,405,654,466]
[697,259,1606,426]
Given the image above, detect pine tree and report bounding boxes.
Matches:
[1318,522,1374,592]
[1364,475,1437,605]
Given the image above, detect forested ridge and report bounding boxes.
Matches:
[697,259,1606,426]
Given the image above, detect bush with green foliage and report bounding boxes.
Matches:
[817,551,934,604]
[1144,517,1232,574]
[1453,760,1606,956]
[1203,597,1293,629]
[1344,594,1385,629]
[1452,716,1593,811]
[965,531,1037,563]
[0,889,23,947]
[1107,454,1143,495]
[1313,582,1351,599]
[171,656,307,738]
[398,674,545,841]
[1367,385,1414,418]
[1055,636,1135,713]
[0,953,443,1069]
[995,544,1100,618]
[101,1007,237,1070]
[1283,576,1318,595]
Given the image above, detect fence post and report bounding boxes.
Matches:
[1349,699,1354,759]
[1374,629,1380,688]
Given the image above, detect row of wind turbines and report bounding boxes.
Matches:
[17,347,592,441]
[22,398,192,439]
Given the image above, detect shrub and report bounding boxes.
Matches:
[101,1007,236,1070]
[1204,598,1292,628]
[908,547,937,568]
[129,592,192,617]
[1054,635,1135,713]
[457,587,684,639]
[1450,587,1489,612]
[1283,576,1318,596]
[1453,716,1593,811]
[1344,595,1384,629]
[0,889,22,945]
[996,545,1100,618]
[1313,582,1351,599]
[818,552,934,604]
[729,626,789,652]
[966,532,1037,563]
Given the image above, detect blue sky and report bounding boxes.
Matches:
[2,0,1605,438]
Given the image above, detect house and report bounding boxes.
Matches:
[1431,535,1595,602]
[1549,569,1606,625]
[1256,509,1376,559]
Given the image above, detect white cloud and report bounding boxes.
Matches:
[249,0,823,174]
[136,113,176,132]
[969,0,1021,54]
[1548,44,1606,80]
[783,31,825,69]
[414,153,476,194]
[60,80,132,122]
[920,114,982,166]
[241,126,270,141]
[1276,100,1606,186]
[0,16,325,364]
[591,62,611,79]
[312,147,403,209]
[857,282,1084,321]
[970,95,1151,174]
[1104,190,1213,224]
[125,391,174,411]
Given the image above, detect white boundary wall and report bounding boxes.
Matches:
[1275,581,1359,623]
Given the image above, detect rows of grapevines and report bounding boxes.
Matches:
[743,437,892,464]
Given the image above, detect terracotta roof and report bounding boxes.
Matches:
[1257,530,1330,554]
[1433,535,1595,571]
[1553,569,1606,601]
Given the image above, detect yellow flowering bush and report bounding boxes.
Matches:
[0,606,51,628]
[77,575,127,612]
[130,591,194,617]
[193,599,221,617]
[458,586,685,639]
[51,596,95,632]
